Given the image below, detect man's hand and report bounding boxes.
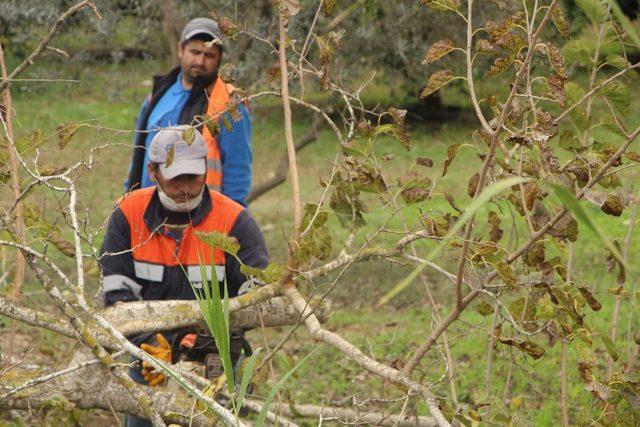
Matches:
[140,333,172,386]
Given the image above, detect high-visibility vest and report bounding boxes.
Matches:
[118,187,243,280]
[203,78,237,192]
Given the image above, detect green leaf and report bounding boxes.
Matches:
[195,231,240,255]
[182,127,195,145]
[576,0,608,24]
[605,0,640,51]
[256,348,317,426]
[600,333,619,361]
[235,347,262,411]
[377,176,529,307]
[550,183,626,269]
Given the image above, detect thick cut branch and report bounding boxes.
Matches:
[0,295,331,348]
[0,354,212,427]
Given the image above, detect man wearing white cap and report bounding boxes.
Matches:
[125,17,252,206]
[101,126,267,426]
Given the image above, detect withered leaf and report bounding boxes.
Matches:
[547,74,566,107]
[421,213,451,237]
[486,56,514,79]
[416,157,433,167]
[298,204,332,264]
[496,32,526,52]
[57,123,79,149]
[322,0,336,15]
[525,241,545,266]
[624,151,640,163]
[475,39,496,54]
[388,107,410,150]
[398,171,432,204]
[206,116,221,137]
[279,0,301,26]
[381,153,395,162]
[488,211,503,242]
[330,187,366,229]
[48,231,75,258]
[498,338,546,359]
[210,12,238,37]
[495,262,516,288]
[441,143,460,177]
[546,43,567,79]
[424,39,455,64]
[585,377,613,401]
[467,173,480,197]
[476,301,494,316]
[218,63,237,83]
[550,4,570,37]
[601,194,624,216]
[165,144,175,167]
[421,69,455,99]
[578,287,602,311]
[522,182,539,211]
[486,13,523,40]
[445,192,462,213]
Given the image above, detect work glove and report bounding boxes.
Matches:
[140,333,172,387]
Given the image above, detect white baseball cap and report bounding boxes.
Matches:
[149,126,208,180]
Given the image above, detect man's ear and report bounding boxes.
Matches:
[147,163,157,182]
[177,42,184,59]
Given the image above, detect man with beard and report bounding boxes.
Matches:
[125,18,252,205]
[102,126,268,426]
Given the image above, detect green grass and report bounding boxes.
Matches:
[2,57,640,426]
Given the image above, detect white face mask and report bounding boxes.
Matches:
[157,186,204,212]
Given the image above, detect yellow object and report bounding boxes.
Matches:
[140,333,172,387]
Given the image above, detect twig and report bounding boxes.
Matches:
[278,6,302,244]
[0,0,100,92]
[607,186,640,376]
[0,40,26,369]
[282,286,450,426]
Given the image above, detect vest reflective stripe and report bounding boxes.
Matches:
[203,78,236,190]
[187,265,226,284]
[103,274,143,297]
[133,261,164,282]
[207,158,222,172]
[118,188,243,269]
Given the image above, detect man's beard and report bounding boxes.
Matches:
[190,71,217,89]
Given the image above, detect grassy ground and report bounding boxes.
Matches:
[1,54,639,426]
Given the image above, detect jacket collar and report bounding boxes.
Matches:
[143,187,213,232]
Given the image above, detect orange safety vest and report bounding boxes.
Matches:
[118,187,243,283]
[203,78,237,192]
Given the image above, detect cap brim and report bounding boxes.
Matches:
[183,30,223,44]
[160,158,206,180]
